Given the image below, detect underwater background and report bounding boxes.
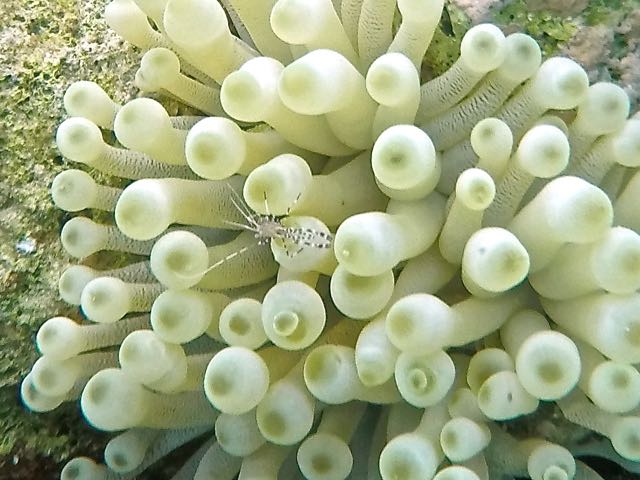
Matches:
[1,0,640,478]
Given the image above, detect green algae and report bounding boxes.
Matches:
[423,2,472,77]
[0,0,138,464]
[494,0,579,57]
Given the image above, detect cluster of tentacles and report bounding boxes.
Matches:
[19,0,640,479]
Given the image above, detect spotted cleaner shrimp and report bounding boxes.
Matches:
[198,182,334,274]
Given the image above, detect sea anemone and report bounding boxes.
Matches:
[20,0,640,479]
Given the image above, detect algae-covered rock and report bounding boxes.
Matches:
[0,0,136,474]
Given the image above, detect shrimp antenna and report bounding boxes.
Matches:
[225,181,259,228]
